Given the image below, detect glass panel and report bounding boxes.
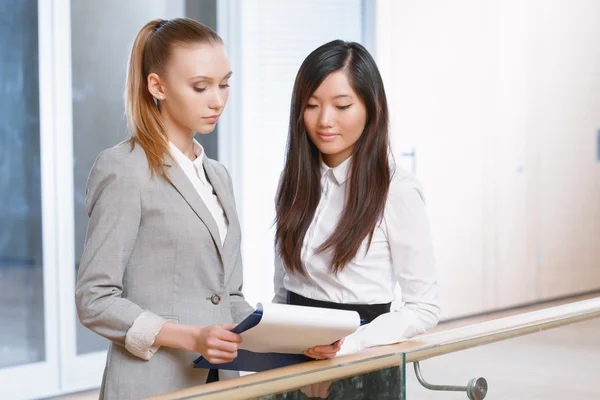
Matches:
[191,353,406,399]
[260,365,406,400]
[0,0,45,368]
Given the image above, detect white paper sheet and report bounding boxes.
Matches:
[239,303,361,354]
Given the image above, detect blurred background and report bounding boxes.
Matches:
[0,0,598,399]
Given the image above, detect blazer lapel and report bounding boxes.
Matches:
[165,158,224,259]
[203,159,238,277]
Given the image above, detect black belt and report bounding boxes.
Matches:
[287,291,391,324]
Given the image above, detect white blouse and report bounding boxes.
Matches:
[273,157,440,356]
[168,140,229,245]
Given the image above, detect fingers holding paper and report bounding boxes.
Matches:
[304,338,344,360]
[195,324,242,364]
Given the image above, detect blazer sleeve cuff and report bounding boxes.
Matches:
[124,311,169,360]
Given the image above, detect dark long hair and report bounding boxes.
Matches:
[275,40,392,276]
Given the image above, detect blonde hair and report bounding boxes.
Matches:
[125,18,222,178]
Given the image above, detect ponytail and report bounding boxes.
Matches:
[125,19,170,178]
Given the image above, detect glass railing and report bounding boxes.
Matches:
[146,297,600,400]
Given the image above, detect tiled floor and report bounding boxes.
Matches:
[52,295,600,400]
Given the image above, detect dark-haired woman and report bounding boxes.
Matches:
[272,40,440,399]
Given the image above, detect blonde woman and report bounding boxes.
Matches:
[76,19,252,399]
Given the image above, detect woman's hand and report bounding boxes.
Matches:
[298,337,344,396]
[155,322,242,364]
[300,380,333,398]
[304,338,344,360]
[194,324,242,364]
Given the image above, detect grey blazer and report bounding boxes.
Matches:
[75,142,253,400]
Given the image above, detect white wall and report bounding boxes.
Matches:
[376,0,600,319]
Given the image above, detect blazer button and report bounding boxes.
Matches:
[210,294,221,305]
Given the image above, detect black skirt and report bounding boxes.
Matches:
[259,292,402,400]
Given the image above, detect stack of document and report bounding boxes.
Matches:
[194,302,361,372]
